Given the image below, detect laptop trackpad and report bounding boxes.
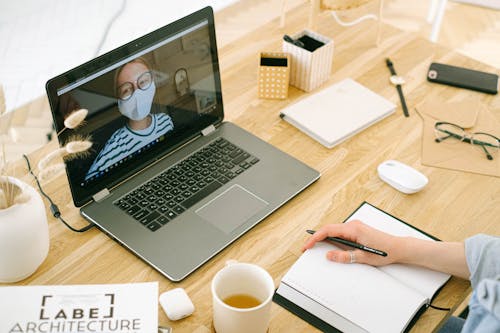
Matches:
[195,184,268,234]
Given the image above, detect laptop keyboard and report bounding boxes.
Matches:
[114,137,260,231]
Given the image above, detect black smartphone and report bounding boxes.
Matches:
[427,62,499,94]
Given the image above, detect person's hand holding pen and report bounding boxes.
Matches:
[303,220,469,278]
[302,220,399,266]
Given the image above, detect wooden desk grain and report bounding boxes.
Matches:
[8,2,499,332]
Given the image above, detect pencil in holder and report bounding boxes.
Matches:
[282,30,334,92]
[258,52,290,99]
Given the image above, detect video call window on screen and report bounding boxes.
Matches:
[55,21,219,188]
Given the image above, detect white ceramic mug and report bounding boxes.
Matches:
[211,261,274,333]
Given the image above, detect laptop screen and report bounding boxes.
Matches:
[46,7,223,207]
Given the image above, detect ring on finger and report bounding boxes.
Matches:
[349,250,356,264]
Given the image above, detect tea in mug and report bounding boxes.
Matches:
[223,294,261,309]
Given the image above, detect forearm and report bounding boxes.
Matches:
[395,237,470,279]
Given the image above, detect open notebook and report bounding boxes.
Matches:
[274,202,451,333]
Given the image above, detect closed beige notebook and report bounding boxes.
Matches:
[280,78,396,148]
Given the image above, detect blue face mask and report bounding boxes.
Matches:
[118,81,156,121]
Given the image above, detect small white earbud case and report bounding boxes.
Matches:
[159,288,195,321]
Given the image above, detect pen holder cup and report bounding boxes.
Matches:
[258,52,290,99]
[282,30,334,92]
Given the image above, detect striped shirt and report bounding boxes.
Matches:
[85,113,173,180]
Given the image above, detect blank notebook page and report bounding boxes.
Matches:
[346,204,451,300]
[282,242,427,333]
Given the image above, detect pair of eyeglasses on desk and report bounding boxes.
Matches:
[434,121,500,160]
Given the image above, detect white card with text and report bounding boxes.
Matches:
[0,282,158,333]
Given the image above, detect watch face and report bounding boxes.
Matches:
[390,75,406,85]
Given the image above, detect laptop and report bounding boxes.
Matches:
[46,6,320,281]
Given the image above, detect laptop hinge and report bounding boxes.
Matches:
[201,124,216,136]
[92,188,111,203]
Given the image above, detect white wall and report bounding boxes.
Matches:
[0,0,238,112]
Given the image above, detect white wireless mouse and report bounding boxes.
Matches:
[377,160,428,194]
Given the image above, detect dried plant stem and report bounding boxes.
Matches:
[1,141,5,168]
[56,127,67,137]
[0,189,6,209]
[38,148,66,171]
[0,84,5,115]
[0,146,18,208]
[56,108,88,136]
[64,139,92,159]
[64,108,88,129]
[0,85,33,209]
[38,164,66,183]
[0,177,22,209]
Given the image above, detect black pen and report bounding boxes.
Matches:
[386,58,409,117]
[306,229,387,257]
[283,34,305,48]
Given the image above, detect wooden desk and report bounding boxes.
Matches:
[10,2,499,332]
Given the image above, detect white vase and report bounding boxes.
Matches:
[0,176,49,283]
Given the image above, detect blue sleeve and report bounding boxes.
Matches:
[465,234,500,288]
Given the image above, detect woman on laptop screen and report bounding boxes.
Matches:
[85,57,174,180]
